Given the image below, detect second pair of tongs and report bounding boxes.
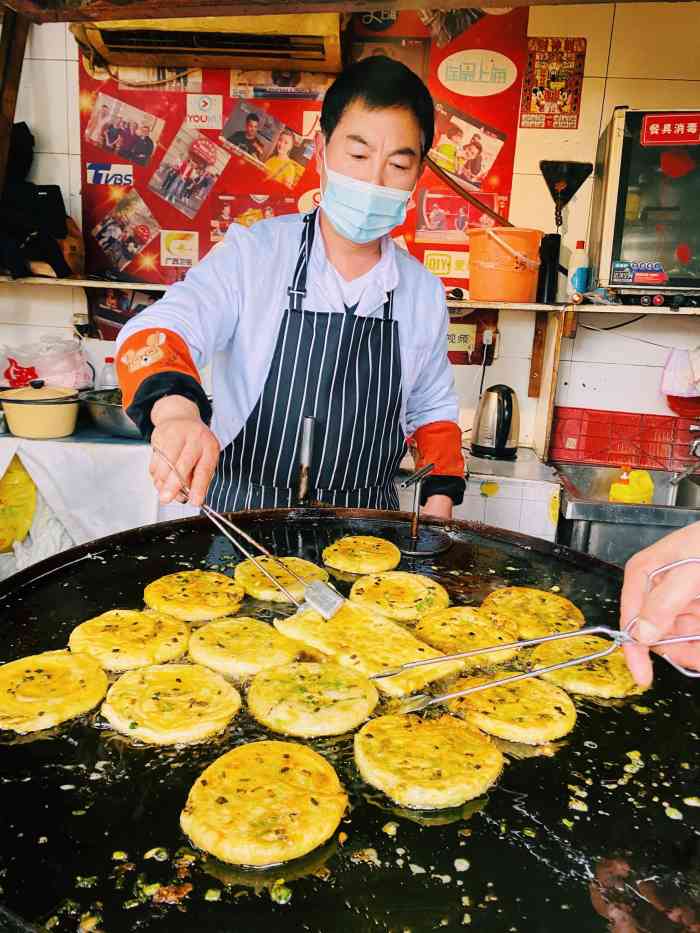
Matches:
[372,558,700,714]
[152,447,344,619]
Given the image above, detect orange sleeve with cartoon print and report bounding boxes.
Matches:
[117,328,202,409]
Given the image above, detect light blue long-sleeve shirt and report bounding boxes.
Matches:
[117,211,459,450]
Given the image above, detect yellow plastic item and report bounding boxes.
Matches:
[0,456,37,552]
[609,468,654,505]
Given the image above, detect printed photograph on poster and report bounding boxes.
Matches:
[118,67,203,92]
[415,189,507,243]
[416,9,485,47]
[221,101,313,189]
[210,194,297,241]
[519,37,586,130]
[149,124,231,220]
[91,190,160,271]
[230,69,332,100]
[430,101,507,191]
[350,38,430,80]
[84,92,165,166]
[161,230,199,268]
[88,288,162,341]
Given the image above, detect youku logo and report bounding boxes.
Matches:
[86,163,134,185]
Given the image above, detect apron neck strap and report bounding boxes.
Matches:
[287,209,317,312]
[288,209,396,321]
[383,289,395,321]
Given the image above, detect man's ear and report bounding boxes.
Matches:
[314,131,325,178]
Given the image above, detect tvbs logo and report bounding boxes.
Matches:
[87,163,133,185]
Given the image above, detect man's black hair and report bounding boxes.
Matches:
[321,56,434,158]
[245,112,260,124]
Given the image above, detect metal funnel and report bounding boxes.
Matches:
[540,160,593,228]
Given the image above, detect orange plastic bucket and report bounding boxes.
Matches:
[469,227,543,302]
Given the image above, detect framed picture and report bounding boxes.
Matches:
[149,123,231,220]
[350,38,430,80]
[91,190,160,272]
[430,100,507,193]
[84,92,164,167]
[221,101,314,190]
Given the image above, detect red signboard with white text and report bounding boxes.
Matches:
[641,113,700,147]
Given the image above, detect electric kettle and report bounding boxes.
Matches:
[471,384,520,460]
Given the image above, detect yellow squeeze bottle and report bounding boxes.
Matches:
[608,467,654,504]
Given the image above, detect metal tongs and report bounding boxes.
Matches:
[370,558,700,714]
[152,447,344,619]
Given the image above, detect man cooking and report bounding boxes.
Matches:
[116,56,465,515]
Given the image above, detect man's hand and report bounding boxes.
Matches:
[150,395,220,507]
[422,494,453,520]
[620,521,700,686]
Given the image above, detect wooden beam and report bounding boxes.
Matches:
[0,8,30,193]
[562,307,579,339]
[2,0,666,26]
[528,311,548,399]
[532,310,564,461]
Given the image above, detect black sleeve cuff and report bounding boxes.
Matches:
[420,475,466,507]
[126,371,212,442]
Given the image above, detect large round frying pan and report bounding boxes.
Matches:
[0,509,698,933]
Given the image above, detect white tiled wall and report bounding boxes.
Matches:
[454,476,559,541]
[4,23,81,343]
[510,2,700,417]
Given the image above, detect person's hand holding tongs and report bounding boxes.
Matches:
[620,522,700,686]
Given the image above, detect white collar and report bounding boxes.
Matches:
[307,210,400,316]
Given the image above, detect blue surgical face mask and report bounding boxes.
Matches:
[320,149,412,244]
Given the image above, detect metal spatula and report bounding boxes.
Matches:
[152,447,345,619]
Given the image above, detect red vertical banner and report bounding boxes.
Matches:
[351,8,528,290]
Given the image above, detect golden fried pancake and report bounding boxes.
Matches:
[188,616,302,680]
[530,635,645,698]
[68,609,188,672]
[274,602,462,697]
[101,663,240,745]
[180,740,348,865]
[0,650,107,734]
[448,671,576,744]
[349,572,450,622]
[247,662,378,737]
[234,556,329,603]
[144,570,244,622]
[322,536,401,574]
[416,606,519,669]
[480,586,584,639]
[354,714,503,809]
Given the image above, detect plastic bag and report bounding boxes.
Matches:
[661,348,700,398]
[1,336,93,388]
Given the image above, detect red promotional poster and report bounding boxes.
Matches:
[79,63,323,285]
[519,37,586,130]
[79,9,528,292]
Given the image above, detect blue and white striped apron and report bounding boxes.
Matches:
[207,209,406,512]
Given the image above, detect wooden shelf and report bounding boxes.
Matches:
[446,298,700,316]
[574,303,700,317]
[447,299,566,313]
[0,276,166,292]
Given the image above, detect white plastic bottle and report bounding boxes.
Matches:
[97,356,118,390]
[567,240,590,298]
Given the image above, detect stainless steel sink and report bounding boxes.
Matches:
[553,463,700,566]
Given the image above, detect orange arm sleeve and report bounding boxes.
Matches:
[116,328,201,409]
[412,421,464,477]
